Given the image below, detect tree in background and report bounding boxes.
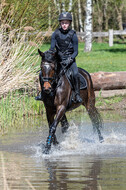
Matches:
[84,0,92,52]
[1,0,126,32]
[1,0,126,47]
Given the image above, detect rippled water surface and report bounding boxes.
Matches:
[0,112,126,190]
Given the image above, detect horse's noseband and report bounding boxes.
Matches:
[41,76,55,83]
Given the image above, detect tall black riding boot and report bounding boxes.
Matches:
[74,76,82,103]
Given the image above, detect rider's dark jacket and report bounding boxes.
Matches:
[50,28,78,62]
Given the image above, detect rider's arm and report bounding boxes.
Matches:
[71,33,78,60]
[50,32,56,51]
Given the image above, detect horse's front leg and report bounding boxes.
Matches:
[44,105,66,153]
[43,108,58,151]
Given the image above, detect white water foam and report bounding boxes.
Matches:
[31,121,126,158]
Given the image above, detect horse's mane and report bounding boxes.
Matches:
[43,50,57,63]
[43,50,61,74]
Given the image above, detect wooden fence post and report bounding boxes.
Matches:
[109,29,113,47]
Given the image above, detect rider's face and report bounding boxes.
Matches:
[60,20,70,30]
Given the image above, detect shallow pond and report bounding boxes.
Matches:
[0,110,126,190]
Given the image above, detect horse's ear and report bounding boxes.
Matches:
[38,49,44,57]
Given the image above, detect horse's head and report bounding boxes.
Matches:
[38,49,57,94]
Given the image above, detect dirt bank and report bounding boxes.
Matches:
[95,89,126,113]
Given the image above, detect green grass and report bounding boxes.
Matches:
[96,96,123,108]
[0,90,45,134]
[77,42,126,73]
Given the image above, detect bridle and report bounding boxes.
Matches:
[41,76,56,83]
[41,62,57,87]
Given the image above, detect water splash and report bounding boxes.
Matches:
[31,121,126,158]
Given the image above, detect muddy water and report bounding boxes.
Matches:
[0,111,126,190]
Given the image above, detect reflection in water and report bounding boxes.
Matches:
[0,151,103,190]
[1,151,126,190]
[0,113,126,190]
[44,157,102,190]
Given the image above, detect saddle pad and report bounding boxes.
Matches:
[66,69,87,90]
[79,73,87,90]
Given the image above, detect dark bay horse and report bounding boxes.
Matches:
[38,49,103,154]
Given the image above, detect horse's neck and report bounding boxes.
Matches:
[57,75,71,90]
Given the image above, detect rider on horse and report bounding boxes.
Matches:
[35,12,82,103]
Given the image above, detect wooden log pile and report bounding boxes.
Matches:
[91,71,126,90]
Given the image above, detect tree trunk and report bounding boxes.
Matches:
[68,0,73,11]
[84,0,92,52]
[78,0,83,32]
[68,0,74,29]
[103,0,108,30]
[115,4,123,30]
[48,5,51,28]
[61,0,65,12]
[54,0,61,14]
[95,0,103,43]
[91,71,126,90]
[75,13,79,31]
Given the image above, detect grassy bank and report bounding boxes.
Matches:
[77,42,126,72]
[0,42,126,134]
[0,90,45,134]
[0,92,125,135]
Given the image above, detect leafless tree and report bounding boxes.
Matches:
[84,0,92,52]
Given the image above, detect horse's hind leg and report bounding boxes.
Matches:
[86,104,104,142]
[52,134,59,145]
[60,114,69,133]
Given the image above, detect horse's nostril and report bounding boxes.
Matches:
[44,88,51,94]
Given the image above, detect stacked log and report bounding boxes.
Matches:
[91,71,126,90]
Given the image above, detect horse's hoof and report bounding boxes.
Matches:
[42,144,51,154]
[61,126,69,133]
[99,136,104,143]
[53,140,59,146]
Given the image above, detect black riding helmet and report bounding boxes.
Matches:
[58,12,72,21]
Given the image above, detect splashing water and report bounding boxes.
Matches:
[32,121,126,158]
[60,122,83,150]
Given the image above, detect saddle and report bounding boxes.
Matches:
[66,68,87,90]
